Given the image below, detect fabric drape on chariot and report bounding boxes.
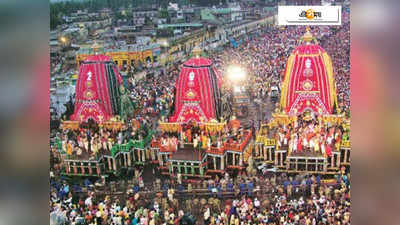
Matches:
[102,121,123,130]
[71,55,123,123]
[159,123,181,133]
[62,121,80,130]
[280,42,338,115]
[170,57,221,122]
[199,121,225,133]
[261,138,275,147]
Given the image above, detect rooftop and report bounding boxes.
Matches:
[157,23,203,29]
[77,43,161,54]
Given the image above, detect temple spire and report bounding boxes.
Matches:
[92,40,101,55]
[302,27,314,43]
[192,45,202,58]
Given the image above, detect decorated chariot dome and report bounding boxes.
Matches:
[71,55,123,123]
[280,28,338,116]
[169,46,221,123]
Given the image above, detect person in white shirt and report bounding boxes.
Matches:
[254,198,260,208]
[84,196,92,207]
[204,205,210,225]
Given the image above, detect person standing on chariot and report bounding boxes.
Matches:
[314,136,320,153]
[172,136,178,151]
[180,130,186,144]
[77,134,83,149]
[91,137,99,156]
[167,136,174,152]
[61,135,67,153]
[321,137,326,157]
[279,129,284,145]
[107,136,113,151]
[297,136,303,153]
[292,134,298,153]
[83,134,89,152]
[202,133,208,150]
[117,131,123,145]
[284,130,290,146]
[193,134,199,149]
[207,136,212,151]
[309,136,315,152]
[101,133,108,151]
[302,134,308,151]
[186,128,192,143]
[161,136,167,148]
[66,140,73,156]
[217,136,222,149]
[288,138,293,155]
[275,132,281,149]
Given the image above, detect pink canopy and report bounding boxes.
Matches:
[71,55,123,123]
[170,56,221,123]
[280,43,338,115]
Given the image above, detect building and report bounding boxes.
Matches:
[132,8,159,25]
[200,5,245,24]
[76,43,161,71]
[114,26,138,38]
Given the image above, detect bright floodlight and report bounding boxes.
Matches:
[60,36,67,43]
[233,85,242,93]
[227,65,246,82]
[162,40,169,47]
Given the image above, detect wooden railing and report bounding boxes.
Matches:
[224,130,252,152]
[341,140,350,149]
[151,139,177,153]
[256,136,276,146]
[206,146,225,155]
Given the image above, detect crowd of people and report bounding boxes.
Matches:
[50,171,350,225]
[319,22,351,114]
[54,117,153,159]
[157,118,252,153]
[52,62,179,159]
[211,16,350,118]
[255,114,349,158]
[125,65,178,122]
[50,10,351,225]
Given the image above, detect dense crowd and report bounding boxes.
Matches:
[125,66,177,121]
[52,64,178,159]
[158,120,251,152]
[50,11,351,225]
[211,18,350,117]
[319,22,351,113]
[50,172,350,225]
[54,117,153,160]
[255,114,349,158]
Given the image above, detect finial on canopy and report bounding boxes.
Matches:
[192,45,202,58]
[302,27,314,43]
[92,40,101,55]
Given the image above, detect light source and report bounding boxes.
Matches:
[227,65,246,82]
[161,40,169,47]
